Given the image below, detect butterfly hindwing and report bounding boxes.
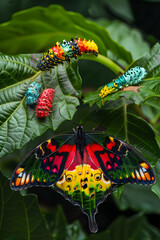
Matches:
[55,147,116,233]
[86,133,155,185]
[10,134,75,190]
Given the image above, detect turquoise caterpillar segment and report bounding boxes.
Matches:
[25,82,41,105]
[99,66,147,99]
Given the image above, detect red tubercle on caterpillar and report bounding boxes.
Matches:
[36,88,55,118]
[51,43,65,60]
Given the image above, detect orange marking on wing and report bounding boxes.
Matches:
[20,174,26,185]
[152,176,155,181]
[140,162,149,169]
[31,175,34,183]
[139,169,146,180]
[12,182,14,186]
[135,170,141,180]
[132,172,135,179]
[126,174,129,178]
[25,175,30,184]
[145,172,151,181]
[16,168,24,175]
[16,178,21,186]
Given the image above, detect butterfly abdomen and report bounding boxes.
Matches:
[99,66,147,99]
[37,38,98,71]
[36,88,55,118]
[25,82,41,105]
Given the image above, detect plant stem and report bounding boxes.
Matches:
[31,71,42,80]
[78,54,125,75]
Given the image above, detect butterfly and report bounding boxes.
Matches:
[10,126,155,233]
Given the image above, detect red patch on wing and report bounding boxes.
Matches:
[114,162,118,168]
[100,152,111,165]
[106,140,116,150]
[107,164,112,170]
[47,142,57,152]
[64,145,76,170]
[86,144,101,169]
[53,155,63,173]
[110,153,114,158]
[58,144,72,153]
[46,166,50,171]
[68,149,81,171]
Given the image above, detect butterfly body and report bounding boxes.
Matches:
[10,126,155,233]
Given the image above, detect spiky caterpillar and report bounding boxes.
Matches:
[99,66,147,99]
[36,88,55,118]
[25,82,41,105]
[37,38,98,71]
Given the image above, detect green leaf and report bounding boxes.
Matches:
[0,172,53,240]
[97,106,160,165]
[151,161,160,199]
[87,214,160,240]
[131,43,160,73]
[113,185,124,199]
[0,5,132,63]
[0,54,37,88]
[96,19,149,60]
[45,206,86,240]
[101,0,134,23]
[114,184,160,214]
[83,86,144,107]
[0,55,81,158]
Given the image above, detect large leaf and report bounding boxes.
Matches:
[45,206,86,240]
[87,214,160,240]
[96,19,149,60]
[0,54,37,88]
[152,161,160,199]
[0,172,53,240]
[114,183,160,214]
[97,106,160,165]
[0,55,81,158]
[0,5,132,63]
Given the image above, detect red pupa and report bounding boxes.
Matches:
[36,88,55,118]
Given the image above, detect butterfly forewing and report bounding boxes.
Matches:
[10,134,75,190]
[86,133,155,185]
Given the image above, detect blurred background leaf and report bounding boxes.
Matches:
[87,214,160,240]
[0,172,53,240]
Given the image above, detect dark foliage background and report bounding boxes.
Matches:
[0,0,160,239]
